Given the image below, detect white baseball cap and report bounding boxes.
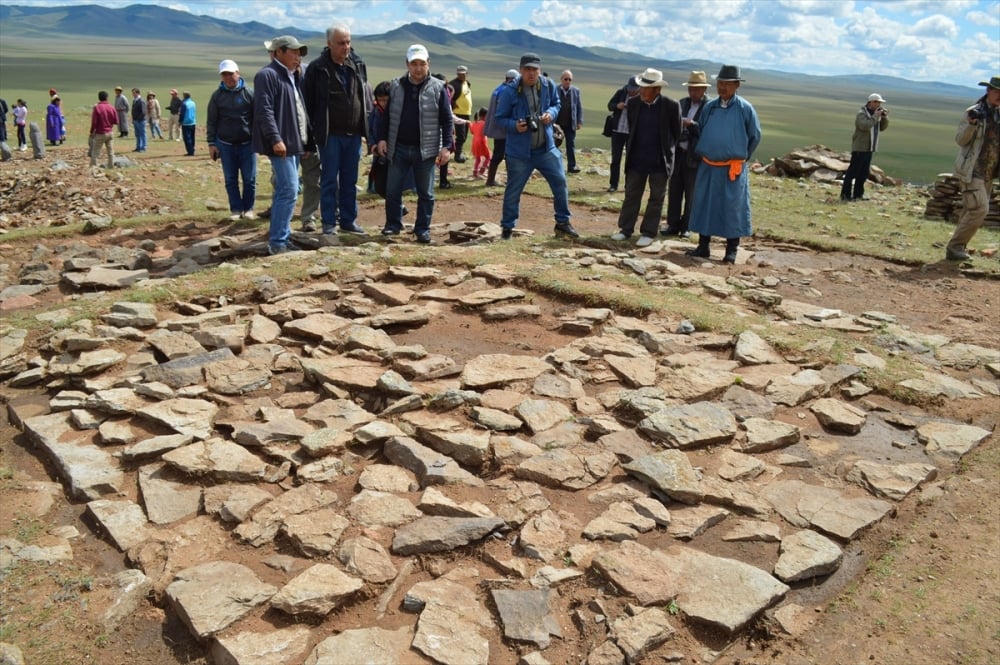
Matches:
[868,93,886,103]
[406,44,429,63]
[219,59,239,74]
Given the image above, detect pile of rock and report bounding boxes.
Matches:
[2,243,995,665]
[922,173,1000,227]
[760,144,900,186]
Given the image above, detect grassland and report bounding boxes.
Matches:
[0,29,978,185]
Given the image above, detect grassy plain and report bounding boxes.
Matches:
[0,32,976,184]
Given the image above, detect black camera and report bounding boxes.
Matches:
[968,105,988,121]
[521,115,539,131]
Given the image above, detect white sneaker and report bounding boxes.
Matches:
[610,232,630,241]
[635,236,655,247]
[243,210,257,220]
[229,213,242,221]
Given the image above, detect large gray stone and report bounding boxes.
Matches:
[391,516,506,555]
[270,563,363,616]
[166,561,276,638]
[23,412,124,501]
[637,402,737,448]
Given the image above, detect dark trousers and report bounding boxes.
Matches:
[666,148,697,232]
[560,124,577,170]
[841,151,873,200]
[609,132,627,189]
[617,169,668,238]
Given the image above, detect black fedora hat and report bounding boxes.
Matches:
[714,65,745,82]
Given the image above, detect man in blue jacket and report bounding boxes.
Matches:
[495,53,577,240]
[208,59,256,221]
[252,35,310,255]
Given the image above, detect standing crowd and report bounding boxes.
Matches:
[1,34,994,263]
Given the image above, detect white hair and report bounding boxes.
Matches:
[326,23,350,41]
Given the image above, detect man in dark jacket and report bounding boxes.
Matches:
[609,68,681,247]
[555,70,583,173]
[130,87,147,152]
[303,23,372,235]
[605,76,640,192]
[208,59,256,220]
[252,35,310,255]
[663,71,710,237]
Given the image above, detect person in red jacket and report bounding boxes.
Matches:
[89,90,119,168]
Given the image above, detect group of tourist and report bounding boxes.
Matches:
[6,33,994,263]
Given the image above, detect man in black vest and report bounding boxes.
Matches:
[303,23,372,235]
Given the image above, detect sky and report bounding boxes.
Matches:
[11,0,1000,83]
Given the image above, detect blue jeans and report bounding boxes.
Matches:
[501,146,570,230]
[150,121,163,139]
[268,154,299,250]
[318,134,362,231]
[182,125,196,155]
[385,144,436,234]
[217,140,257,214]
[133,120,147,151]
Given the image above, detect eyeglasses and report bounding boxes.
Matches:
[562,78,572,81]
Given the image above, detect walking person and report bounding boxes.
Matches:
[13,99,28,151]
[208,59,256,220]
[556,69,583,173]
[374,44,454,243]
[686,65,762,264]
[167,89,182,141]
[609,68,680,247]
[114,86,129,137]
[945,76,1000,261]
[303,23,372,236]
[89,90,119,168]
[131,88,147,152]
[663,71,710,238]
[147,92,163,139]
[495,52,577,240]
[840,93,889,201]
[180,91,197,156]
[606,76,640,192]
[252,35,311,255]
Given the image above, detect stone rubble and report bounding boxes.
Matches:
[1,238,996,665]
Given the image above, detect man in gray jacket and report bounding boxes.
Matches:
[252,35,310,255]
[946,76,1000,261]
[840,93,889,201]
[374,44,454,244]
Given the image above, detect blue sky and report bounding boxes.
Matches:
[13,0,1000,83]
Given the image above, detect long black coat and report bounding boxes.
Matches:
[623,93,681,176]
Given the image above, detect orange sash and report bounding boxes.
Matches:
[702,157,745,181]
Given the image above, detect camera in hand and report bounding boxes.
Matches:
[968,105,988,121]
[521,115,539,131]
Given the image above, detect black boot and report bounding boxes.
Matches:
[685,234,711,258]
[723,238,740,264]
[485,162,499,186]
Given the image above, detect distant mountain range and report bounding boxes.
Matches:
[0,3,979,99]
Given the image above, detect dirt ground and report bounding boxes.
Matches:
[0,145,997,665]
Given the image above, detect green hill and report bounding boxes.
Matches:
[0,5,981,183]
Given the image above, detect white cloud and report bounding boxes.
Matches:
[910,14,959,37]
[966,7,1000,26]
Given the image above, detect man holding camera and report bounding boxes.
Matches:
[946,75,1000,261]
[840,93,889,202]
[495,52,577,240]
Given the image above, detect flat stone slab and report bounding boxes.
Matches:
[461,354,552,389]
[211,626,312,665]
[136,397,218,439]
[773,529,843,582]
[637,401,737,448]
[166,561,276,638]
[916,421,992,461]
[761,479,894,540]
[86,499,150,551]
[591,540,680,606]
[23,412,124,501]
[391,516,506,555]
[623,450,703,505]
[303,626,421,665]
[662,546,789,633]
[491,588,562,648]
[270,563,363,616]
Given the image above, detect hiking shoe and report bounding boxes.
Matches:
[610,232,630,241]
[554,223,579,238]
[607,186,617,192]
[340,223,368,235]
[946,248,971,261]
[229,213,242,221]
[267,244,288,255]
[381,227,401,236]
[723,250,738,264]
[635,236,655,248]
[301,218,318,233]
[243,210,257,221]
[685,246,710,258]
[501,228,513,240]
[414,231,431,244]
[439,181,454,189]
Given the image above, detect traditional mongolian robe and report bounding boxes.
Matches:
[689,94,761,238]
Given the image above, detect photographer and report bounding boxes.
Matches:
[945,75,1000,261]
[840,93,889,202]
[495,52,577,240]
